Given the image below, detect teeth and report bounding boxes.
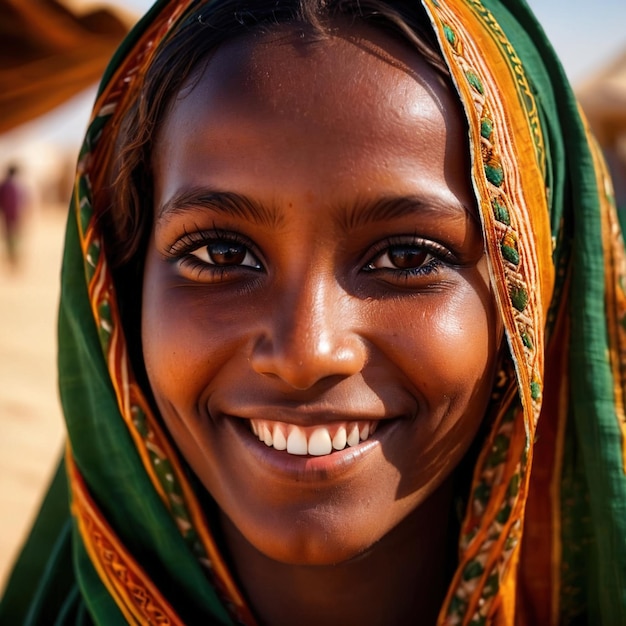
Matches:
[273,425,287,451]
[347,424,360,447]
[249,420,378,457]
[308,428,332,456]
[262,424,273,446]
[287,427,308,455]
[332,426,347,451]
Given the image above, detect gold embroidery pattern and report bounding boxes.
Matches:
[68,450,182,626]
[423,0,552,623]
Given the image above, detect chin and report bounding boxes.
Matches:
[246,522,382,567]
[222,491,419,568]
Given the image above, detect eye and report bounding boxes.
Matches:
[168,230,264,282]
[366,244,433,272]
[191,240,260,268]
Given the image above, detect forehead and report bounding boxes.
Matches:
[185,24,446,116]
[155,22,470,207]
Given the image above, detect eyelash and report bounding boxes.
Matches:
[169,229,262,277]
[363,236,454,279]
[168,230,455,282]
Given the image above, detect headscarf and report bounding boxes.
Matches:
[2,1,626,624]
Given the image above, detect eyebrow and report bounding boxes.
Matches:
[157,187,283,229]
[339,195,475,231]
[157,187,473,230]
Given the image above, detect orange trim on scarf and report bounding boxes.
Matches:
[422,1,554,623]
[85,1,195,195]
[518,290,570,626]
[67,446,185,626]
[424,0,552,435]
[550,365,568,624]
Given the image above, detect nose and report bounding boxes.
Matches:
[250,277,367,390]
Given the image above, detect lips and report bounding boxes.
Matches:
[249,419,379,456]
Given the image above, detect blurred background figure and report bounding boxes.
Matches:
[0,163,27,270]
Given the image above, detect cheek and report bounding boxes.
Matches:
[434,299,496,380]
[385,286,500,496]
[141,252,231,404]
[389,289,499,397]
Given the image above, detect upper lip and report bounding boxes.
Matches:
[211,404,406,428]
[206,381,419,427]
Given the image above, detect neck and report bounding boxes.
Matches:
[220,478,456,626]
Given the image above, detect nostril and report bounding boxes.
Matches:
[249,330,366,390]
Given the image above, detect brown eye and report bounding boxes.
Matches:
[207,241,247,265]
[368,244,430,271]
[190,240,260,268]
[386,245,428,269]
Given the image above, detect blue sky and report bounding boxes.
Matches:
[526,0,626,82]
[2,0,625,150]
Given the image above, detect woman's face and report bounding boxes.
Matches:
[142,23,502,565]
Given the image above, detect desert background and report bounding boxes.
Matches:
[1,0,626,595]
[0,201,67,590]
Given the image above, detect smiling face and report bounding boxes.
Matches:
[142,23,502,566]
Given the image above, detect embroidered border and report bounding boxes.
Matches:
[423,0,553,623]
[428,4,546,425]
[68,448,184,626]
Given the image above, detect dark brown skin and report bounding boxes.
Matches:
[142,23,503,625]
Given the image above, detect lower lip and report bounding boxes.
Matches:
[225,417,399,482]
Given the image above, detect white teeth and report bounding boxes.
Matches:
[347,424,360,447]
[273,425,287,451]
[308,428,332,456]
[249,420,377,457]
[287,427,308,455]
[332,426,347,451]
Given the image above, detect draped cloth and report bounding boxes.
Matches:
[2,0,626,624]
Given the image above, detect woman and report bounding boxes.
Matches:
[2,0,626,624]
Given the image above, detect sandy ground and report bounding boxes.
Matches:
[0,205,67,592]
